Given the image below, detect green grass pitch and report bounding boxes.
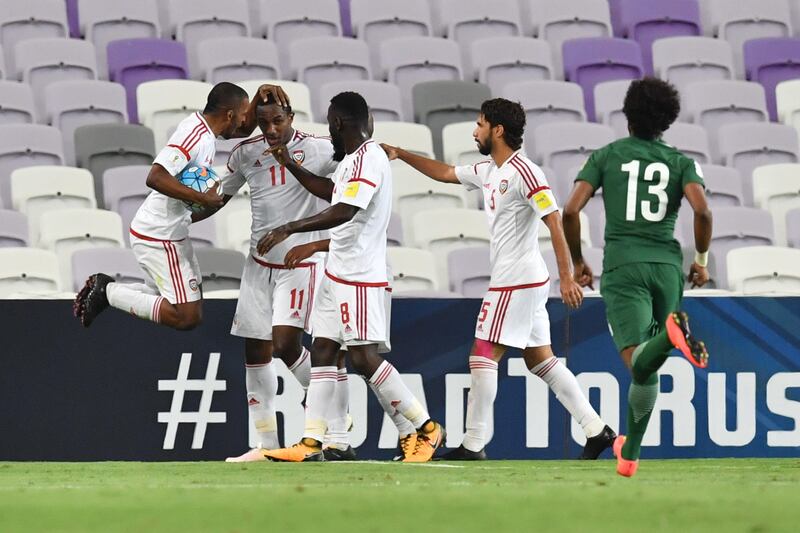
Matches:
[1,459,798,532]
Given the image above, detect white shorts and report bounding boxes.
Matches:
[231,256,323,340]
[130,231,202,305]
[474,282,551,349]
[313,271,390,351]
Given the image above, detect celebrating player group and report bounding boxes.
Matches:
[72,75,712,476]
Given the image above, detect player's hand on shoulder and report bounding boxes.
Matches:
[199,181,224,209]
[266,144,291,166]
[560,277,584,309]
[380,143,399,161]
[257,225,290,256]
[688,262,710,288]
[258,84,290,108]
[285,243,315,269]
[573,260,594,290]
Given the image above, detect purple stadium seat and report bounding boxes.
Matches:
[663,122,711,164]
[563,37,643,121]
[700,165,744,207]
[66,0,80,38]
[102,165,150,242]
[0,209,29,247]
[786,208,800,248]
[71,247,144,291]
[339,0,353,37]
[0,124,64,209]
[447,246,490,298]
[387,211,404,247]
[106,38,189,124]
[744,38,800,121]
[617,0,702,75]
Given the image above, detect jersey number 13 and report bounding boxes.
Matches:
[621,160,669,222]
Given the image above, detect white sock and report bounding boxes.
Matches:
[106,282,164,323]
[288,347,311,391]
[368,380,416,437]
[324,368,350,449]
[245,362,279,449]
[369,361,429,429]
[531,357,605,438]
[462,356,498,452]
[303,366,337,443]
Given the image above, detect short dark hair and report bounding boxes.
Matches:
[258,91,293,115]
[329,91,369,123]
[203,82,248,114]
[480,98,525,150]
[623,78,680,141]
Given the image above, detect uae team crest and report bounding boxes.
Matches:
[292,150,305,164]
[499,179,509,194]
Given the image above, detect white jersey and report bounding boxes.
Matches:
[326,140,391,284]
[222,129,337,265]
[131,112,216,241]
[455,150,558,289]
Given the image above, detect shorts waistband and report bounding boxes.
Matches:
[252,255,315,269]
[325,270,389,287]
[488,278,549,292]
[129,228,185,243]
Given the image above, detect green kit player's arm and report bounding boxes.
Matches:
[381,143,459,183]
[685,182,713,288]
[563,180,596,289]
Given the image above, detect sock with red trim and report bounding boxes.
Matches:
[369,361,429,429]
[287,347,311,391]
[530,357,605,438]
[106,283,164,323]
[462,356,498,452]
[324,368,351,449]
[303,366,337,443]
[245,361,279,449]
[368,380,416,437]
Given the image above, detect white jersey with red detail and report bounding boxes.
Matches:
[222,129,337,265]
[326,140,392,285]
[455,150,558,289]
[131,112,216,241]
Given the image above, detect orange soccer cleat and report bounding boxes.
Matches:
[666,311,709,369]
[403,421,446,463]
[613,435,639,478]
[262,439,323,462]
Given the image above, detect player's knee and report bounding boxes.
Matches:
[271,337,302,361]
[173,308,202,331]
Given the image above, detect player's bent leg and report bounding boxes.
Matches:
[155,299,203,331]
[613,435,638,477]
[323,351,356,461]
[77,274,167,327]
[271,325,311,389]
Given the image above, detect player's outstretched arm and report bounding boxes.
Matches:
[190,195,233,223]
[257,204,358,256]
[268,144,334,201]
[381,143,459,183]
[685,182,713,288]
[146,163,224,209]
[285,239,330,268]
[543,211,584,309]
[563,181,595,288]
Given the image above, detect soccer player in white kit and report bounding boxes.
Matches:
[382,98,617,460]
[256,92,445,462]
[74,83,287,330]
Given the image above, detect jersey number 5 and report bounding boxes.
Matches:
[621,160,669,222]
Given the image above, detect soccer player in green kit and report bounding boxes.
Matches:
[563,78,712,477]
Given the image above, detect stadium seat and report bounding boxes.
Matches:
[652,37,734,94]
[236,80,312,122]
[0,124,64,209]
[136,80,212,149]
[102,165,150,242]
[447,245,490,297]
[776,78,800,131]
[502,80,586,134]
[107,38,189,123]
[70,247,144,291]
[74,123,156,202]
[707,0,792,77]
[542,246,603,296]
[538,208,593,250]
[38,208,124,288]
[372,122,434,158]
[318,80,403,122]
[350,0,432,73]
[387,211,404,247]
[387,246,440,292]
[188,217,217,249]
[0,248,61,297]
[743,38,800,121]
[0,209,28,247]
[289,122,329,138]
[752,163,800,246]
[786,207,800,248]
[0,81,35,124]
[44,80,128,166]
[727,246,800,294]
[412,80,490,160]
[195,37,280,83]
[288,37,371,100]
[682,81,768,141]
[14,38,97,118]
[79,0,161,80]
[532,122,616,180]
[0,0,68,76]
[223,208,251,256]
[442,122,483,166]
[699,165,744,207]
[469,37,552,94]
[380,36,463,120]
[10,165,96,241]
[663,123,712,165]
[615,0,702,75]
[562,37,644,121]
[194,247,245,291]
[593,79,631,138]
[717,123,799,204]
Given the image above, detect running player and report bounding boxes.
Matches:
[382,98,616,460]
[74,83,288,330]
[562,78,711,477]
[257,91,445,462]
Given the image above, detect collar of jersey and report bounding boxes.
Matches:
[497,149,523,170]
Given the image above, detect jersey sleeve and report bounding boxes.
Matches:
[337,151,382,210]
[516,162,559,218]
[574,148,605,191]
[220,145,246,196]
[153,125,207,177]
[680,156,706,189]
[454,160,491,190]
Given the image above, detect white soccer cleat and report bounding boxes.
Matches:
[225,448,268,463]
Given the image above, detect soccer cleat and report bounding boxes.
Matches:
[578,425,617,460]
[73,277,93,319]
[437,445,487,461]
[80,273,114,328]
[262,439,323,462]
[225,448,268,463]
[666,311,709,369]
[403,421,446,463]
[613,435,638,478]
[392,433,417,461]
[322,445,357,461]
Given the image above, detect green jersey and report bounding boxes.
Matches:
[576,136,704,272]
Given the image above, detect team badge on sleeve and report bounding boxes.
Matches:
[292,150,305,165]
[499,179,508,194]
[534,191,553,210]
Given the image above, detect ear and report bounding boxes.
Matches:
[494,123,505,140]
[334,116,343,131]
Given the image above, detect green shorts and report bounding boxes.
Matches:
[600,262,684,352]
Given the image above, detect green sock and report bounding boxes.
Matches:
[630,329,672,384]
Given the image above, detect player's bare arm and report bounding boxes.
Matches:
[230,84,291,139]
[190,194,234,223]
[146,163,224,209]
[381,143,459,183]
[257,203,359,256]
[563,181,595,288]
[268,144,334,201]
[542,211,584,309]
[685,182,713,288]
[285,239,330,268]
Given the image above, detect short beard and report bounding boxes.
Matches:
[477,138,491,156]
[331,137,345,161]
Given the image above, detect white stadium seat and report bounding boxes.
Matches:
[372,122,434,158]
[0,247,61,297]
[442,121,483,166]
[387,246,440,292]
[727,246,800,294]
[751,163,800,246]
[223,208,252,256]
[136,80,213,149]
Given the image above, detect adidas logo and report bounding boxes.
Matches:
[248,397,260,406]
[254,160,262,167]
[291,310,301,319]
[344,324,352,333]
[477,324,483,332]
